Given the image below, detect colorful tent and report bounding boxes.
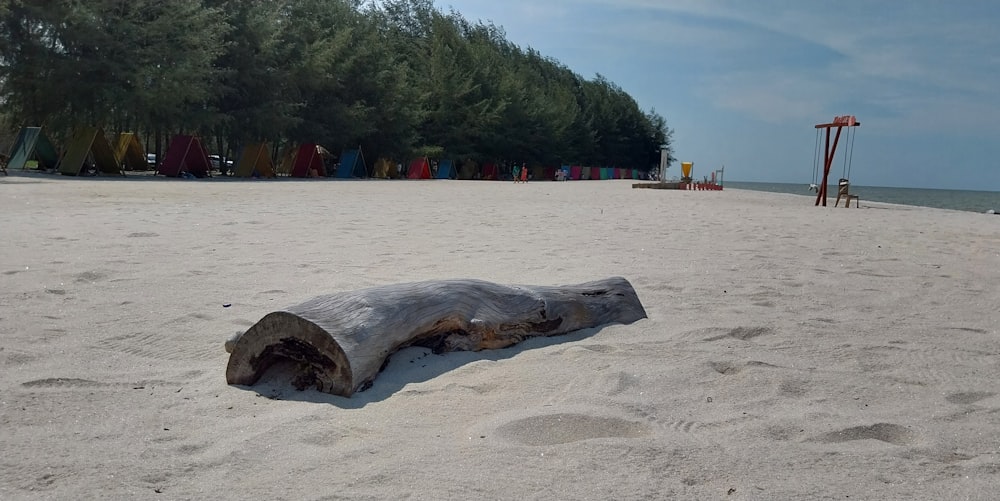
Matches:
[290,143,326,178]
[373,157,398,179]
[530,166,546,180]
[337,148,367,178]
[569,165,582,180]
[157,135,212,178]
[481,162,498,180]
[458,160,478,180]
[114,132,147,171]
[407,157,431,179]
[436,159,455,179]
[233,142,276,178]
[58,127,123,176]
[7,127,60,171]
[590,167,602,180]
[118,133,147,170]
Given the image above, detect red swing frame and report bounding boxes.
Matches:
[814,115,861,206]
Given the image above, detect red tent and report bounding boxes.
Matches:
[290,143,327,178]
[157,135,212,178]
[481,162,497,180]
[590,167,602,180]
[407,157,431,179]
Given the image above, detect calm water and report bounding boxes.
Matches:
[725,181,1000,214]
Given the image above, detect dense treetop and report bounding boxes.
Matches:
[0,0,674,170]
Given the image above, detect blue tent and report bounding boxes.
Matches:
[336,148,367,178]
[436,159,455,179]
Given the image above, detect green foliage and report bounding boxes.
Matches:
[0,0,226,141]
[0,0,672,171]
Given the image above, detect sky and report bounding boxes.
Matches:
[431,0,1000,190]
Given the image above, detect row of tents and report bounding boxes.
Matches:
[4,126,197,177]
[381,158,647,181]
[4,126,371,179]
[4,126,649,181]
[6,126,136,177]
[5,126,266,178]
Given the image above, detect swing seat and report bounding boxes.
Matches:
[835,178,859,208]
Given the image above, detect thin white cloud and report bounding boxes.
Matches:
[563,0,1000,131]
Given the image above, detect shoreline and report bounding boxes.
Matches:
[7,169,997,214]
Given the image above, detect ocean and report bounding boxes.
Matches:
[724,181,1000,214]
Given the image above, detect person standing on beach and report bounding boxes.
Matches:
[521,163,528,183]
[512,163,521,183]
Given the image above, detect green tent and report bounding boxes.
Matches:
[57,127,123,176]
[7,127,60,171]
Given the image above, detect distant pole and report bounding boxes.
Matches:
[659,147,668,181]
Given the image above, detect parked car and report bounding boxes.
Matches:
[146,153,157,168]
[209,154,235,174]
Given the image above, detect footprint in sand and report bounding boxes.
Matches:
[709,361,742,375]
[812,423,916,446]
[21,377,109,388]
[706,359,784,376]
[74,270,108,283]
[495,413,650,446]
[945,392,994,405]
[578,344,617,354]
[704,326,774,342]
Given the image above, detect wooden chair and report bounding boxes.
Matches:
[835,178,859,208]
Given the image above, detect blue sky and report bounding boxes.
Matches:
[432,0,1000,190]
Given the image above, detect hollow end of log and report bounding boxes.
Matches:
[225,311,355,396]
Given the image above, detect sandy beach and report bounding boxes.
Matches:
[2,173,1000,500]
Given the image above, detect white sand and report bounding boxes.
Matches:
[2,173,999,499]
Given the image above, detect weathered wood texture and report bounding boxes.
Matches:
[225,277,647,396]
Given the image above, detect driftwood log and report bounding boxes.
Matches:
[225,277,647,397]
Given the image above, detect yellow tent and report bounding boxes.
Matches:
[234,142,276,178]
[114,132,147,170]
[373,157,399,179]
[57,127,123,176]
[530,165,545,180]
[458,159,478,180]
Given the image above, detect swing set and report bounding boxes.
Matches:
[810,115,860,206]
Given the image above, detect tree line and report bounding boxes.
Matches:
[0,0,674,172]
